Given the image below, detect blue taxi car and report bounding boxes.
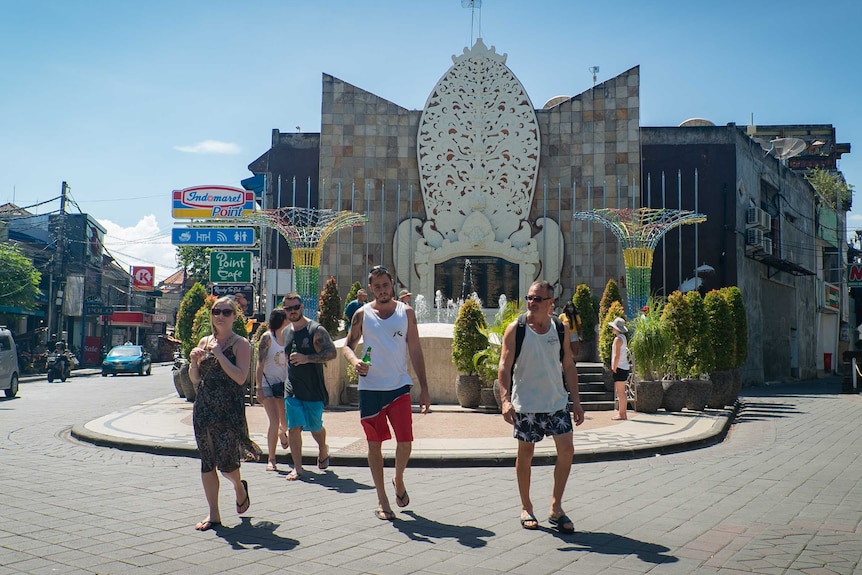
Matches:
[102,344,152,376]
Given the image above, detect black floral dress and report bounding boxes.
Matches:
[192,337,261,473]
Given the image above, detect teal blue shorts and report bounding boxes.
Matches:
[285,397,324,432]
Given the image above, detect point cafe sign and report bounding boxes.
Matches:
[172,185,255,219]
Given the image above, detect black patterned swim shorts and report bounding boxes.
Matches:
[513,409,574,443]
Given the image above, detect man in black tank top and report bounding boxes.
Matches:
[282,292,337,481]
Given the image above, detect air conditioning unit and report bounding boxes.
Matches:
[746,228,763,247]
[746,207,772,231]
[746,207,760,227]
[761,237,773,255]
[759,210,772,230]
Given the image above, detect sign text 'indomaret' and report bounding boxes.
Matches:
[172,185,255,219]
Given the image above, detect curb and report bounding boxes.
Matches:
[70,405,737,468]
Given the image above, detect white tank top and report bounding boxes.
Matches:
[359,301,412,391]
[262,331,287,385]
[614,333,631,370]
[512,323,570,413]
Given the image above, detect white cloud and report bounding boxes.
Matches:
[173,140,241,154]
[99,215,178,283]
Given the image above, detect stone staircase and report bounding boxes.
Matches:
[576,362,615,411]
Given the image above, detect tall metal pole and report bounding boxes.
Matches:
[694,169,699,291]
[57,181,68,342]
[678,170,682,289]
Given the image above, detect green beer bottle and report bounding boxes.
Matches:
[359,346,372,376]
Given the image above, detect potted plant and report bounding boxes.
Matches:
[452,297,488,408]
[573,284,597,362]
[473,301,522,411]
[598,278,623,331]
[705,289,734,408]
[682,290,713,411]
[627,298,669,413]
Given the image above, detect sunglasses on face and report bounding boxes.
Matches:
[284,303,302,312]
[211,308,235,316]
[525,295,551,303]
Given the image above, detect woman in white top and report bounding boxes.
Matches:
[255,308,290,471]
[609,317,631,420]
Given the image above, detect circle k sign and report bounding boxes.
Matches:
[132,266,155,291]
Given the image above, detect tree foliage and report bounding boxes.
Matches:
[806,168,853,210]
[704,290,734,371]
[628,298,671,381]
[686,290,713,376]
[343,281,362,321]
[599,278,623,325]
[662,290,690,378]
[318,275,342,335]
[176,246,212,284]
[0,243,41,309]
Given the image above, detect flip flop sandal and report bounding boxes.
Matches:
[549,513,575,533]
[374,508,395,521]
[392,479,410,508]
[236,480,250,514]
[317,454,330,470]
[280,433,289,450]
[520,512,539,530]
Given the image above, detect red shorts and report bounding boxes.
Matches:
[359,387,414,443]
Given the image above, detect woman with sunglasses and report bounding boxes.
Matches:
[189,296,261,531]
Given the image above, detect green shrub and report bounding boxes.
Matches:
[662,290,690,378]
[722,286,748,367]
[573,284,597,342]
[177,283,207,359]
[629,298,671,381]
[452,298,488,375]
[704,290,734,371]
[343,281,361,322]
[686,291,713,376]
[318,275,342,335]
[472,300,523,385]
[599,278,622,326]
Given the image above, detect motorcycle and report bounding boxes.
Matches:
[46,351,75,382]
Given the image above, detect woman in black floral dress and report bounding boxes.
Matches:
[189,296,261,531]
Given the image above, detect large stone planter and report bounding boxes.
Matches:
[178,363,196,403]
[707,369,733,408]
[633,380,663,413]
[455,374,481,408]
[480,387,500,412]
[172,366,186,398]
[684,378,712,411]
[729,368,742,405]
[661,379,686,412]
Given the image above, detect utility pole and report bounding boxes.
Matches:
[55,181,68,343]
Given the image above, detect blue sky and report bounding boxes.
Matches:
[2,0,860,281]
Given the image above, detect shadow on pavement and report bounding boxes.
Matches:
[214,517,299,551]
[734,400,802,423]
[393,510,494,548]
[302,470,374,494]
[558,530,677,564]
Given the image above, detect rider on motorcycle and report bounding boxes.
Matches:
[53,342,69,374]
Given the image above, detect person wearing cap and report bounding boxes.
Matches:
[609,317,631,420]
[397,289,411,304]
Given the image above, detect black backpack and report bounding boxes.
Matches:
[511,313,566,381]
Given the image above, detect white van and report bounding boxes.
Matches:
[0,327,19,398]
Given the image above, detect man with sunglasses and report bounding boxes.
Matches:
[281,293,337,481]
[343,266,430,521]
[498,280,584,534]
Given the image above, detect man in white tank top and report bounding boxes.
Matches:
[343,266,430,521]
[499,280,585,534]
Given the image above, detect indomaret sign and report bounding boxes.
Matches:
[172,185,255,219]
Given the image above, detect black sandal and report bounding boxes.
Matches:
[236,480,250,514]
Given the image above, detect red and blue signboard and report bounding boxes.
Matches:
[172,185,255,219]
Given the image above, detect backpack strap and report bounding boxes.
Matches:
[510,313,566,380]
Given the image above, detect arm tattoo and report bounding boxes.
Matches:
[306,328,337,363]
[257,335,270,364]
